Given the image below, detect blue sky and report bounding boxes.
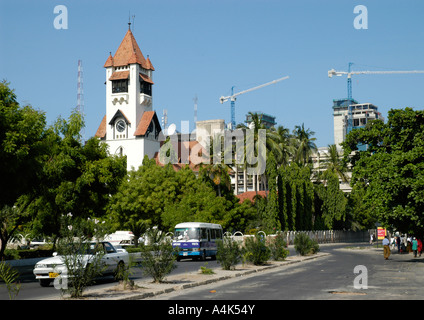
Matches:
[1,0,424,148]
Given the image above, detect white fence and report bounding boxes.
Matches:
[226,230,371,245]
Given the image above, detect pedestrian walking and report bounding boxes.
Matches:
[383,236,391,260]
[396,236,401,253]
[412,237,418,257]
[418,238,422,257]
[370,233,374,245]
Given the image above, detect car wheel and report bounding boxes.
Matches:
[39,279,52,287]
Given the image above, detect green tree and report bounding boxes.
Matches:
[0,81,47,208]
[263,152,280,233]
[109,157,179,238]
[318,144,349,183]
[267,125,295,167]
[293,123,317,166]
[278,163,314,231]
[0,81,48,259]
[161,167,232,230]
[29,109,126,246]
[342,108,424,235]
[315,171,347,229]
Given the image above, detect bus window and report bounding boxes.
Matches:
[175,228,199,240]
[216,229,222,239]
[201,228,208,240]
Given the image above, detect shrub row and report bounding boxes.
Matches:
[4,248,54,260]
[216,232,291,270]
[216,232,320,270]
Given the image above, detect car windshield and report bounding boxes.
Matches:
[174,228,199,240]
[59,242,104,255]
[82,243,103,255]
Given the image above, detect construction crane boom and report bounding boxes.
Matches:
[328,69,424,78]
[220,75,289,128]
[328,66,424,135]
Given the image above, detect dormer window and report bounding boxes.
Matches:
[110,71,130,93]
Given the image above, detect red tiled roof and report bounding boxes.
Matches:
[95,115,106,139]
[236,191,267,203]
[139,73,154,84]
[104,53,113,68]
[134,111,155,136]
[109,71,129,81]
[104,29,154,70]
[153,139,216,172]
[146,56,155,71]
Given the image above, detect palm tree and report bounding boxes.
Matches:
[293,123,317,166]
[198,132,232,197]
[319,144,349,184]
[236,112,280,193]
[268,125,295,167]
[199,163,231,197]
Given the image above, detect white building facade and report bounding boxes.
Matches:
[333,99,383,149]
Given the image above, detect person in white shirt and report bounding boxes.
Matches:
[382,236,391,260]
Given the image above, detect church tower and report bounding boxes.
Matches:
[95,24,162,171]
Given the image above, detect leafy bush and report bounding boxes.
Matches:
[243,234,271,266]
[56,239,106,298]
[0,261,21,300]
[268,233,289,261]
[4,248,54,260]
[123,246,143,253]
[139,228,178,283]
[294,233,320,256]
[199,262,215,274]
[216,236,242,270]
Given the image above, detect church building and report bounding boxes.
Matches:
[95,25,162,171]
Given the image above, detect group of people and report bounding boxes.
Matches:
[381,234,423,260]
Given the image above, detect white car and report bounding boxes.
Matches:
[33,241,129,287]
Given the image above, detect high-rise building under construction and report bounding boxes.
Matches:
[333,98,384,150]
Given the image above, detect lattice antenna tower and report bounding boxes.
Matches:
[162,109,168,130]
[77,59,85,140]
[193,95,198,124]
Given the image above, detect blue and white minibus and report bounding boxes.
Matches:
[172,222,223,261]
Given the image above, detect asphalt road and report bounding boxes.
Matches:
[147,243,424,300]
[0,257,223,300]
[0,246,299,300]
[4,243,423,302]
